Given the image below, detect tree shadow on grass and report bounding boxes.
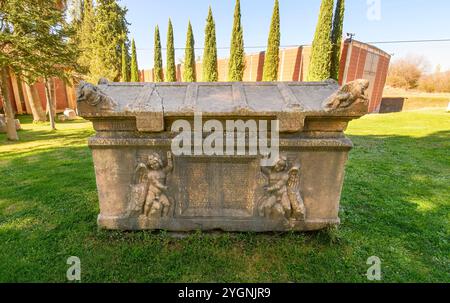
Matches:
[0,131,448,282]
[0,116,94,159]
[1,115,93,141]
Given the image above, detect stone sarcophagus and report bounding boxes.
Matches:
[77,79,370,232]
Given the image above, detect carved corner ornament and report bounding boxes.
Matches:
[323,79,370,112]
[258,155,306,221]
[127,151,174,219]
[76,81,117,111]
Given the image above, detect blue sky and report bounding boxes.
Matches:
[121,0,450,71]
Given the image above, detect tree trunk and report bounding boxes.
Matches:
[50,79,57,118]
[44,78,56,130]
[0,67,19,141]
[15,75,29,113]
[24,81,46,122]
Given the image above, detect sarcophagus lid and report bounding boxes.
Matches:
[76,79,370,133]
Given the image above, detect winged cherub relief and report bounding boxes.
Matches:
[258,155,306,221]
[128,152,174,218]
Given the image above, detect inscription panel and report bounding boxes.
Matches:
[222,163,250,210]
[185,162,209,209]
[175,157,257,218]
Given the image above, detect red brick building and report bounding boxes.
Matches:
[1,40,390,115]
[338,40,391,112]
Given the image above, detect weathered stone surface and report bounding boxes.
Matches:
[58,109,77,122]
[77,79,370,232]
[63,108,77,120]
[0,114,21,133]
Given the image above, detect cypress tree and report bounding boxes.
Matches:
[228,0,245,81]
[330,0,345,81]
[166,19,177,82]
[183,21,196,82]
[153,25,164,82]
[77,0,95,74]
[262,0,280,81]
[130,39,139,82]
[121,42,129,82]
[68,0,83,47]
[307,0,334,81]
[202,6,218,82]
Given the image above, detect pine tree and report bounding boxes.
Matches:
[166,19,177,82]
[228,0,245,81]
[183,21,196,82]
[130,39,139,82]
[202,6,218,82]
[89,0,129,83]
[121,42,129,82]
[1,0,79,135]
[153,25,164,82]
[262,0,280,81]
[307,0,334,81]
[330,0,345,81]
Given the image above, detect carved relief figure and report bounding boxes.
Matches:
[286,166,306,220]
[76,81,117,110]
[323,79,370,111]
[258,156,306,221]
[128,152,174,218]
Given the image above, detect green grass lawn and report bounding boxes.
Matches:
[0,111,449,282]
[383,87,450,110]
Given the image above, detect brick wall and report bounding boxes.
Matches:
[338,44,348,85]
[243,52,264,81]
[53,78,68,110]
[278,47,302,81]
[371,55,390,112]
[0,74,76,114]
[299,46,312,81]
